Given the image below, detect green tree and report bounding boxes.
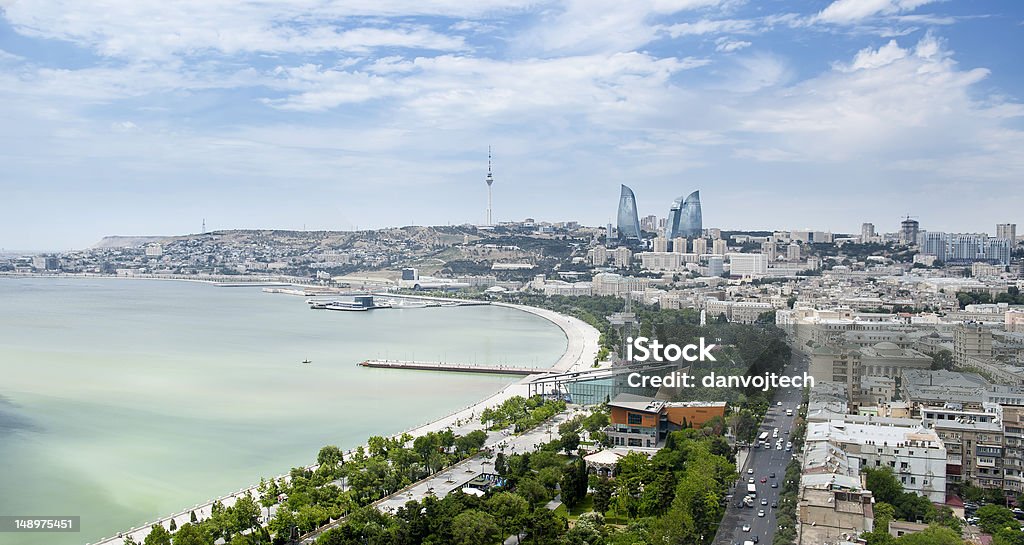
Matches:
[995,527,1024,545]
[171,523,210,545]
[592,477,613,515]
[451,510,500,545]
[893,525,964,545]
[144,525,172,545]
[487,492,529,544]
[864,468,903,504]
[931,349,954,371]
[232,494,261,536]
[978,505,1018,535]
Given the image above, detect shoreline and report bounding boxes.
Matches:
[69,278,599,545]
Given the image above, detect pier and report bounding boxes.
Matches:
[359,359,541,376]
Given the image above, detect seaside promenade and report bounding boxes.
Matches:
[88,304,599,545]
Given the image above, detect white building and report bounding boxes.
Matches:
[805,421,947,503]
[727,253,768,277]
[592,273,649,297]
[639,252,683,272]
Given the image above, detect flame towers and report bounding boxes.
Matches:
[616,185,641,241]
[667,190,702,238]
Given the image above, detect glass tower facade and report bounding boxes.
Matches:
[669,190,702,238]
[617,185,642,240]
[666,196,684,239]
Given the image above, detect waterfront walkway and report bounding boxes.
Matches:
[359,359,539,375]
[89,304,600,545]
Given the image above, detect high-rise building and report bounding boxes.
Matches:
[682,191,703,238]
[900,217,919,245]
[997,224,1017,242]
[652,236,668,253]
[692,238,708,255]
[706,255,724,277]
[616,185,641,241]
[640,214,659,233]
[665,190,703,239]
[613,247,633,268]
[666,196,683,238]
[861,223,875,243]
[787,242,801,261]
[712,239,727,255]
[761,240,776,262]
[728,253,767,277]
[672,237,686,253]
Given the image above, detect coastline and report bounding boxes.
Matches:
[78,282,599,545]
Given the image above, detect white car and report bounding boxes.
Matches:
[758,509,766,517]
[748,477,755,483]
[748,468,754,474]
[777,401,782,406]
[742,524,751,532]
[777,444,783,450]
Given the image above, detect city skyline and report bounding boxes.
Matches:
[1,1,1023,250]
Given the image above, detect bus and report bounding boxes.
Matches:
[747,483,757,496]
[758,431,769,442]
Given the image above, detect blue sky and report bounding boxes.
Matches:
[1,0,1022,250]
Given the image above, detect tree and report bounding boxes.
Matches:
[995,527,1024,545]
[169,519,177,532]
[931,349,954,371]
[144,525,172,545]
[893,525,964,545]
[232,494,261,536]
[171,523,210,545]
[487,492,529,544]
[864,468,904,505]
[977,505,1018,535]
[317,445,344,470]
[451,510,500,545]
[560,432,580,455]
[592,478,613,515]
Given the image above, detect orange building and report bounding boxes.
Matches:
[607,393,727,448]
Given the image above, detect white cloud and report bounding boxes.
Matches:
[664,18,755,37]
[715,38,751,53]
[514,0,730,55]
[815,0,941,25]
[837,39,908,71]
[2,1,491,59]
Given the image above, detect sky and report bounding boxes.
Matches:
[1,0,1022,250]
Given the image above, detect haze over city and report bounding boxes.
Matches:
[1,0,1023,250]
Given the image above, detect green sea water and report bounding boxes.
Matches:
[0,277,566,545]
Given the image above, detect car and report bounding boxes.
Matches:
[749,477,755,483]
[771,481,778,488]
[748,468,754,474]
[752,537,759,543]
[777,401,782,406]
[742,524,751,532]
[761,498,768,505]
[786,445,792,451]
[771,501,778,508]
[761,477,767,483]
[777,444,782,450]
[769,472,776,479]
[758,509,765,517]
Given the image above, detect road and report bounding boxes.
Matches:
[713,349,808,545]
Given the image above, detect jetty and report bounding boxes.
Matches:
[359,359,540,376]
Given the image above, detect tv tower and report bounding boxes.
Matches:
[485,146,494,226]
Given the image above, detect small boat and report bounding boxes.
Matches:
[302,359,311,364]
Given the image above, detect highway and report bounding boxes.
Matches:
[714,349,808,545]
